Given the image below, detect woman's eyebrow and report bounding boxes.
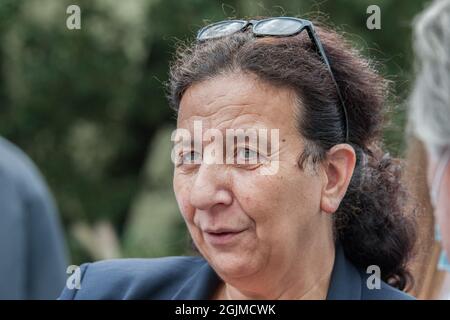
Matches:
[173,139,198,149]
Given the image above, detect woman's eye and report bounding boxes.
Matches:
[236,147,259,163]
[180,151,201,165]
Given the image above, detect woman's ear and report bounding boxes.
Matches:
[320,144,356,214]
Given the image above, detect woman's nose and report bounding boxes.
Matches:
[189,163,233,211]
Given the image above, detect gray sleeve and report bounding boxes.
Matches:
[0,138,69,299]
[24,184,69,299]
[0,179,26,299]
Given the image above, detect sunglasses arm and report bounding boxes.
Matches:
[305,24,350,142]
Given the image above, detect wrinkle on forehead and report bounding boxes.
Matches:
[177,72,299,133]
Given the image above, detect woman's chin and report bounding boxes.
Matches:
[208,252,258,279]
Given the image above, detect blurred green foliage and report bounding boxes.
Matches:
[0,0,430,264]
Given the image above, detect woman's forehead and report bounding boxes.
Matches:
[177,73,298,130]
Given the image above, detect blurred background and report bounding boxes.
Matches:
[0,0,432,266]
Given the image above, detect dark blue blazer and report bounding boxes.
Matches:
[59,243,414,300]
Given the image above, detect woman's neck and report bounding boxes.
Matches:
[211,239,336,300]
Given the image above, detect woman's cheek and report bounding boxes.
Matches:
[232,172,280,222]
[174,177,194,221]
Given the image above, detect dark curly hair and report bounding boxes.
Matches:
[167,19,417,291]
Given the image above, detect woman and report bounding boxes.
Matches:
[59,17,416,300]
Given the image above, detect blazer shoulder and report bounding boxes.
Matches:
[360,271,415,300]
[59,256,207,300]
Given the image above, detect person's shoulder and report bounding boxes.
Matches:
[0,136,48,196]
[360,272,415,300]
[0,136,35,173]
[59,256,207,300]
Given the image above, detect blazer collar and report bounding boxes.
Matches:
[325,242,362,300]
[171,259,221,300]
[171,242,362,300]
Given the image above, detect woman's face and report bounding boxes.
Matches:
[173,72,331,281]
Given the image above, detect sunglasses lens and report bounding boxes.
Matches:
[198,21,246,40]
[253,18,303,35]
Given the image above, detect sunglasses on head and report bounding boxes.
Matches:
[196,17,350,142]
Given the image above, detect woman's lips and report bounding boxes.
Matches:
[204,229,247,246]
